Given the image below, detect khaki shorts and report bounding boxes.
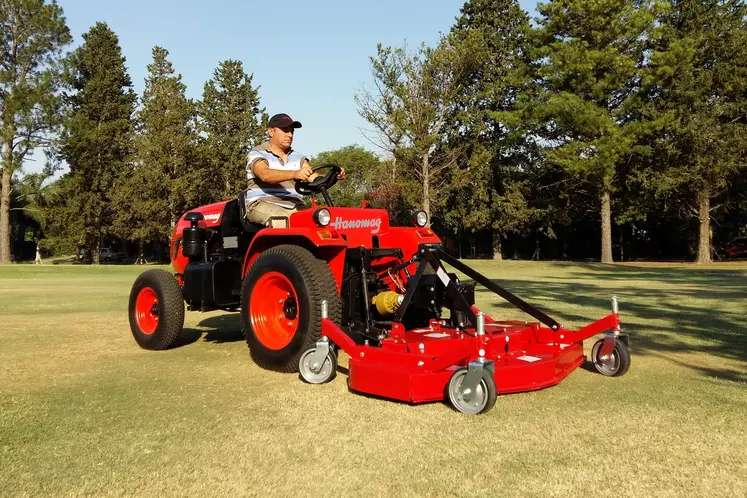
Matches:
[245,199,303,228]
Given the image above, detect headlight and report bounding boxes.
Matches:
[414,210,428,227]
[313,208,331,226]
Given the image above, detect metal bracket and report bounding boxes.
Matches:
[598,332,617,361]
[436,248,561,331]
[460,358,495,402]
[599,296,627,360]
[307,337,331,374]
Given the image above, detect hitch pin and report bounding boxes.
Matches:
[476,312,486,336]
[611,296,620,333]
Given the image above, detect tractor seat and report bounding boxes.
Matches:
[220,191,264,236]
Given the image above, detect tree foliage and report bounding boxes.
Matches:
[57,22,136,263]
[198,60,266,202]
[527,0,660,263]
[0,0,70,263]
[115,46,201,244]
[311,145,381,208]
[637,0,747,263]
[441,0,536,258]
[356,40,480,220]
[6,2,747,264]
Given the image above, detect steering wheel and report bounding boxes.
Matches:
[295,163,342,196]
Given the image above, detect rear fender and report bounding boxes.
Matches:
[241,229,347,291]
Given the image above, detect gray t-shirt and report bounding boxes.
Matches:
[246,142,307,208]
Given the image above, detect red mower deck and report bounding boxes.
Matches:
[320,300,623,407]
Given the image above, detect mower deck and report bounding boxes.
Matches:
[322,314,609,405]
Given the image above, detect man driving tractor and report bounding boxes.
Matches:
[245,113,346,227]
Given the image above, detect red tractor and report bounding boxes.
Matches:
[128,165,630,414]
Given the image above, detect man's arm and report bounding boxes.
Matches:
[253,159,313,184]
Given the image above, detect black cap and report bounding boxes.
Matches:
[268,113,302,129]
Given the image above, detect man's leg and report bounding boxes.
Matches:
[246,200,299,228]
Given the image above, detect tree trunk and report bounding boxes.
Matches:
[0,142,13,264]
[492,231,502,260]
[695,193,711,264]
[421,154,430,222]
[600,189,613,264]
[93,236,101,265]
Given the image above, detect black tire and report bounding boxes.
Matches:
[447,368,497,415]
[241,245,342,372]
[591,338,631,377]
[128,269,185,350]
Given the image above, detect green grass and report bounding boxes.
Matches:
[1,262,746,497]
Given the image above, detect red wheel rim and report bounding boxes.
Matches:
[135,287,159,335]
[250,271,299,350]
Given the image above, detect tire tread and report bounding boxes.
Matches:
[241,245,342,372]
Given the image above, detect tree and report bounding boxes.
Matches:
[0,0,70,263]
[115,46,201,246]
[57,22,136,264]
[528,0,659,263]
[311,145,381,207]
[442,0,535,259]
[356,40,479,221]
[198,60,266,202]
[638,0,747,263]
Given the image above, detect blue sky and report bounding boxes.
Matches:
[57,0,538,160]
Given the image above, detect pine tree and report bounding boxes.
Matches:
[640,0,747,263]
[529,0,659,263]
[0,0,71,263]
[58,22,136,264]
[120,46,201,244]
[443,0,535,259]
[198,60,266,202]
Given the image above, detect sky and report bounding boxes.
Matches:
[54,0,538,163]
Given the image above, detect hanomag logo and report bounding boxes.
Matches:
[330,216,383,234]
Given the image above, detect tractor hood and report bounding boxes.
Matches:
[176,200,229,231]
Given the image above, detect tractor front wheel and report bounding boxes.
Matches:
[129,269,184,350]
[591,338,631,377]
[241,245,341,372]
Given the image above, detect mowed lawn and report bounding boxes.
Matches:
[1,261,745,497]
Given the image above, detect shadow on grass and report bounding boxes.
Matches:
[559,262,747,287]
[174,313,244,348]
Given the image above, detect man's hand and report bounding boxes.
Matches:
[293,163,314,181]
[337,168,346,180]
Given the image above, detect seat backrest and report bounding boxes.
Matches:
[236,190,263,233]
[220,199,242,237]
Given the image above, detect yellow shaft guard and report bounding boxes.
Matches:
[372,291,403,315]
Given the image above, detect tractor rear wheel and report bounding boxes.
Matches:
[129,269,184,350]
[591,338,631,377]
[241,245,341,372]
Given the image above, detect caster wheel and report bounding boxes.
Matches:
[447,367,497,415]
[592,338,631,377]
[299,346,337,384]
